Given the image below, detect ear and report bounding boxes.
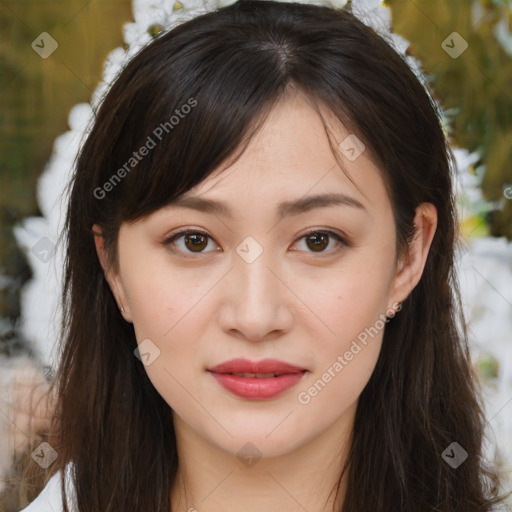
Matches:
[92,224,132,323]
[388,203,437,308]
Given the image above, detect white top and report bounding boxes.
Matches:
[20,463,76,512]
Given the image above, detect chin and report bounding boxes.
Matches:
[208,424,308,462]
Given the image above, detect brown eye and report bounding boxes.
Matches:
[183,233,208,252]
[162,229,219,257]
[305,232,329,252]
[294,229,348,254]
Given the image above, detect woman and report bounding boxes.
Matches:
[18,0,509,510]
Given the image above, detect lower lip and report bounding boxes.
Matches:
[208,371,306,400]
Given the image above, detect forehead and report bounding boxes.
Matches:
[178,92,391,219]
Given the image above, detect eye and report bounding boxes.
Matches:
[162,228,349,258]
[292,229,348,254]
[162,229,220,258]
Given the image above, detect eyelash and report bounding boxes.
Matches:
[161,228,349,259]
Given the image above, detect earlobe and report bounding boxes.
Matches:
[92,223,132,322]
[389,203,437,306]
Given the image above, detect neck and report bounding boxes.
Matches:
[170,404,355,512]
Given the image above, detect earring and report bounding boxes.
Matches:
[120,306,125,313]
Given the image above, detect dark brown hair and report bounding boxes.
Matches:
[29,0,510,510]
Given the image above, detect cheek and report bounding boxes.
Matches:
[123,254,207,339]
[295,268,388,415]
[294,254,392,401]
[305,259,393,347]
[121,261,214,407]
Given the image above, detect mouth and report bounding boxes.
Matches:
[207,358,308,400]
[207,357,307,375]
[219,372,291,378]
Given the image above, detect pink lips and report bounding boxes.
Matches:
[207,358,307,400]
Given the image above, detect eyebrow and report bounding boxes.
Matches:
[164,192,367,220]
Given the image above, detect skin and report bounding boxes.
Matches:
[94,89,437,512]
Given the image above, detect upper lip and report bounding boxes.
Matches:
[207,358,307,374]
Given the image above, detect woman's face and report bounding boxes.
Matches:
[95,91,434,460]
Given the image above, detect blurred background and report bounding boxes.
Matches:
[0,0,511,510]
[0,1,132,509]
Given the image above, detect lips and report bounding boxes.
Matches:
[207,358,307,400]
[207,358,307,376]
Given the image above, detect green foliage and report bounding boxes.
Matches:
[387,0,512,240]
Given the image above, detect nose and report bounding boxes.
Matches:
[217,249,294,342]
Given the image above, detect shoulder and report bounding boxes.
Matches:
[19,462,76,512]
